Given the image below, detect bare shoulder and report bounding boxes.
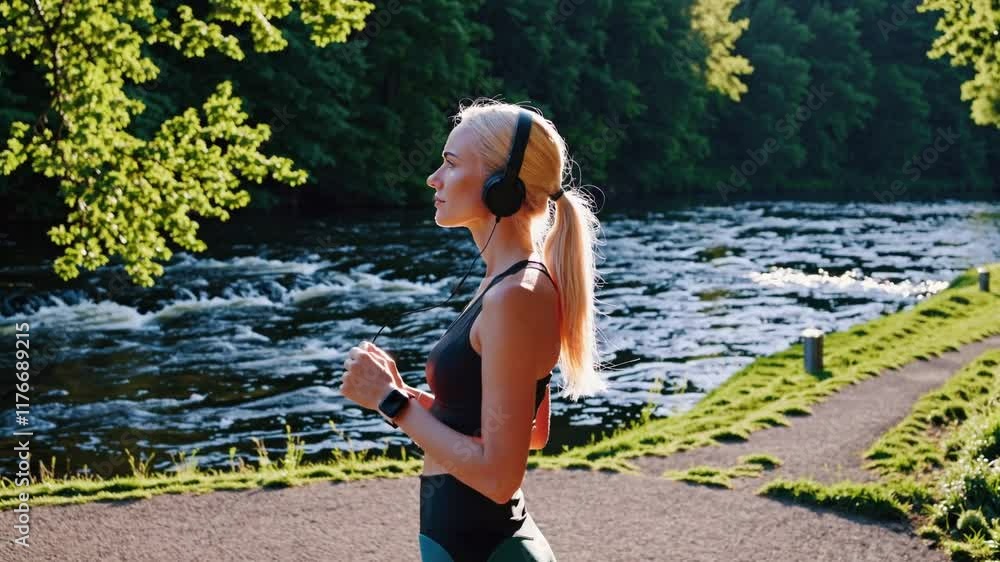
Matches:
[485,266,559,321]
[478,269,560,362]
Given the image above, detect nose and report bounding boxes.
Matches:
[427,167,443,190]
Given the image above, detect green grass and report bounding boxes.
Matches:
[2,263,998,510]
[863,351,1000,479]
[758,478,919,523]
[663,454,783,489]
[0,422,425,509]
[758,349,1000,561]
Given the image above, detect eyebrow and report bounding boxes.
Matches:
[443,151,459,160]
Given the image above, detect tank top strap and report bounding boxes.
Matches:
[454,259,562,330]
[524,260,563,332]
[494,260,561,311]
[523,260,556,290]
[449,260,534,324]
[485,259,535,291]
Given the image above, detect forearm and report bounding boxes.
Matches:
[402,384,435,410]
[393,397,510,502]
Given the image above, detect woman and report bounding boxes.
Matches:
[341,99,608,561]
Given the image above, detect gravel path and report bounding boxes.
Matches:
[6,335,999,561]
[631,335,1000,487]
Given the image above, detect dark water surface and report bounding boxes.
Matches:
[1,200,997,478]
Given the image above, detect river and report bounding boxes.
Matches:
[1,199,997,478]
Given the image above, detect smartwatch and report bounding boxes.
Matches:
[378,388,411,428]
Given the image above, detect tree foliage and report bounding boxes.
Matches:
[691,0,753,101]
[0,0,372,286]
[918,0,1000,128]
[1,0,998,287]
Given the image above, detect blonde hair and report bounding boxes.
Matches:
[452,98,610,402]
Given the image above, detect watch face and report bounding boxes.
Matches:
[380,389,409,418]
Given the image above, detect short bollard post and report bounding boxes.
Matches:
[979,267,990,292]
[802,328,824,375]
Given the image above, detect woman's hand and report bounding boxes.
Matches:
[360,341,435,409]
[340,342,396,411]
[362,341,406,389]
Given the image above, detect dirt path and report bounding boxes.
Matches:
[631,335,1000,487]
[7,335,999,561]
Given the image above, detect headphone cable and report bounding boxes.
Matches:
[369,215,502,346]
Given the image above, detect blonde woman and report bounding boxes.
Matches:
[341,99,608,561]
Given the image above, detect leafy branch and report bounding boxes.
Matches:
[0,0,373,286]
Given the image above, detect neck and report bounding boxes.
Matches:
[469,216,537,277]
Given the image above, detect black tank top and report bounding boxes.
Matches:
[425,259,558,437]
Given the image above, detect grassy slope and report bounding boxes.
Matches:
[759,349,1000,561]
[534,263,1000,471]
[2,264,998,510]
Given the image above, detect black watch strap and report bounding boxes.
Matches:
[378,388,410,428]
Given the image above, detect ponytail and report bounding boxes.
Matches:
[543,184,610,401]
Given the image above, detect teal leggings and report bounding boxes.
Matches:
[418,514,557,562]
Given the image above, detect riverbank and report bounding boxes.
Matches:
[540,262,1000,472]
[1,263,996,512]
[7,308,998,560]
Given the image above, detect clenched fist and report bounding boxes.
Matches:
[339,341,397,411]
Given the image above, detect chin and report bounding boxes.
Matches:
[433,205,458,224]
[434,204,483,228]
[434,209,457,228]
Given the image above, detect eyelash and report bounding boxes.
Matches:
[445,160,455,169]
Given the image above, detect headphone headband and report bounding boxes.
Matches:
[503,110,533,186]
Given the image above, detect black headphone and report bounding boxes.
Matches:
[481,109,533,218]
[368,109,534,346]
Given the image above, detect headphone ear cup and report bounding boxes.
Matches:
[482,173,524,218]
[482,173,505,216]
[507,178,526,214]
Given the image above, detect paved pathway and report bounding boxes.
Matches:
[8,335,999,561]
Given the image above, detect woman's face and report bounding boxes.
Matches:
[426,125,489,227]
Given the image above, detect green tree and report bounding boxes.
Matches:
[706,0,812,193]
[601,0,715,196]
[351,0,490,205]
[690,0,753,102]
[473,0,637,187]
[824,0,995,189]
[0,1,373,286]
[919,0,1000,128]
[795,4,876,177]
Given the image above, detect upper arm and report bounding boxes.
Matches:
[479,281,559,502]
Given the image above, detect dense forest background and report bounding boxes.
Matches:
[2,0,998,224]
